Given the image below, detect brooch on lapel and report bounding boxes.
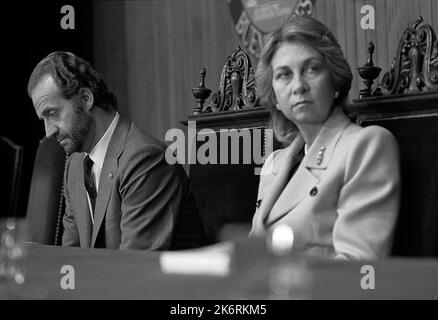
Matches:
[316,147,326,165]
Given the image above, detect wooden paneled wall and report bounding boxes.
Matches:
[93,0,438,140]
[315,0,438,103]
[93,0,239,140]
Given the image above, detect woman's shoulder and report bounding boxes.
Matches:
[340,123,399,163]
[261,148,283,168]
[260,146,297,176]
[344,122,397,145]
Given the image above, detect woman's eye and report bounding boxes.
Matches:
[306,65,321,76]
[276,72,291,80]
[48,110,57,117]
[307,65,320,73]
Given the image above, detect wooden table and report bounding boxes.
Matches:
[1,243,437,299]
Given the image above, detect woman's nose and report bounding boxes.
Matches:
[291,75,310,95]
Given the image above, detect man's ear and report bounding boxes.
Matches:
[78,88,94,111]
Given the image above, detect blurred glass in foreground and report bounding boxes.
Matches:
[0,218,27,285]
[221,223,313,300]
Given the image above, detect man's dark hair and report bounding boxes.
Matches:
[28,51,118,110]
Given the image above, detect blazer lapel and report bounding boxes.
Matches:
[263,107,352,228]
[91,117,130,247]
[254,135,304,231]
[265,162,319,227]
[81,198,93,247]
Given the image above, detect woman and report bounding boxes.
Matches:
[250,16,401,260]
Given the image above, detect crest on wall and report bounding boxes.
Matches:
[228,0,315,59]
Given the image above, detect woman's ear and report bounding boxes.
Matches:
[78,88,94,111]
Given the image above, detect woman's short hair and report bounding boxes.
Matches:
[27,51,117,111]
[256,15,353,145]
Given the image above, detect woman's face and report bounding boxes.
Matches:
[271,41,337,127]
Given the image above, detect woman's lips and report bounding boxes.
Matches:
[293,100,312,107]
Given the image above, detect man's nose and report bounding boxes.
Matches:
[291,75,310,95]
[44,121,58,139]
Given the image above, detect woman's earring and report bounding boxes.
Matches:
[334,91,339,99]
[276,103,280,110]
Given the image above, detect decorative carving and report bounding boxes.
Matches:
[191,67,212,115]
[373,17,438,96]
[358,42,381,98]
[203,46,258,113]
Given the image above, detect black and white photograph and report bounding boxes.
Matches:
[1,0,438,305]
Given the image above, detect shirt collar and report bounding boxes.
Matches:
[87,112,120,169]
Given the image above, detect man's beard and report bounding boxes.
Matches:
[63,105,92,155]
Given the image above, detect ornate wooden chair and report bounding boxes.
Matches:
[183,47,275,244]
[350,17,438,257]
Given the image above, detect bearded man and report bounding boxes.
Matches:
[28,51,206,250]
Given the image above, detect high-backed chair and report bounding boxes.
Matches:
[183,47,278,244]
[0,137,23,218]
[350,17,438,257]
[26,137,66,245]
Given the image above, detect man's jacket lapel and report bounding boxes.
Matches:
[69,153,93,247]
[91,117,130,247]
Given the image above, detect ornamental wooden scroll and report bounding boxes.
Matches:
[374,17,438,96]
[203,46,258,113]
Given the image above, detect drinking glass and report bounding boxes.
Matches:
[0,218,27,285]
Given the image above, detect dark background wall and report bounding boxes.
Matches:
[92,0,241,140]
[2,0,93,216]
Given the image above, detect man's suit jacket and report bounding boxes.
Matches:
[250,107,401,260]
[62,115,207,250]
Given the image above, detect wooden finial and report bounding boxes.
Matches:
[358,41,381,98]
[191,66,211,115]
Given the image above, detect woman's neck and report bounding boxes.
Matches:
[296,123,324,148]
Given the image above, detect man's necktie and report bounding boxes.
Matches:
[84,155,97,214]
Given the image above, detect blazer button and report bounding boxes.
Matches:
[109,173,113,179]
[310,187,318,197]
